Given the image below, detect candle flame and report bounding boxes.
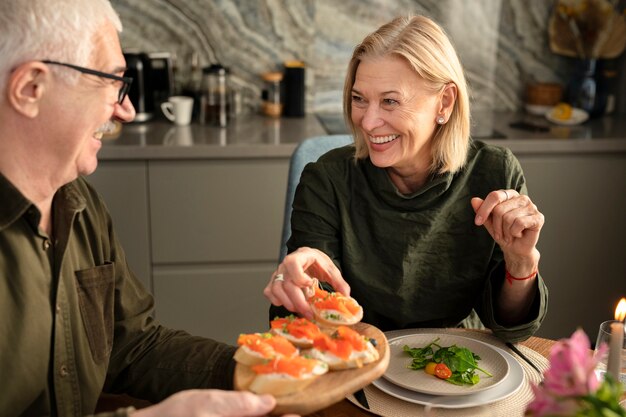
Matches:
[615,298,626,322]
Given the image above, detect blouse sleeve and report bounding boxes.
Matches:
[286,160,343,267]
[474,149,549,343]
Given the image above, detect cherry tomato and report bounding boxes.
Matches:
[434,363,452,380]
[424,362,437,375]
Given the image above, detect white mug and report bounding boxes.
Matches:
[161,96,194,126]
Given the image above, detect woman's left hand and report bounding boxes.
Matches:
[471,189,544,269]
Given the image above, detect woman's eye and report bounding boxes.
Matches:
[382,98,398,106]
[352,95,367,107]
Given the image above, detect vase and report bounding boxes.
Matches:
[566,58,618,118]
[567,59,597,115]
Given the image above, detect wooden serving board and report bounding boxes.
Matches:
[234,322,390,415]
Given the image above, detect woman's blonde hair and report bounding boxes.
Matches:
[343,15,471,174]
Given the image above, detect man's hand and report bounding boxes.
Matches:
[131,389,300,417]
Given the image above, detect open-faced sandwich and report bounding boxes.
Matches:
[246,355,329,396]
[234,332,298,367]
[303,325,379,370]
[307,282,363,327]
[270,315,324,348]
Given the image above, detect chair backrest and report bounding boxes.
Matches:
[278,134,354,261]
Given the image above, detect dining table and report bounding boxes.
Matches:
[302,329,555,417]
[96,328,625,416]
[96,329,555,415]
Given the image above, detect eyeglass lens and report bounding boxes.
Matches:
[118,81,131,104]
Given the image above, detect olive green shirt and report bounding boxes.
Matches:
[287,140,548,343]
[0,174,236,417]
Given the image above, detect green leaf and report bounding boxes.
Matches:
[403,338,489,386]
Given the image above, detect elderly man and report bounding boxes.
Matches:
[0,1,287,416]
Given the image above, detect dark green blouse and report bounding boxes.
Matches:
[287,140,548,343]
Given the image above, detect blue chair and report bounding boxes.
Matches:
[278,134,354,262]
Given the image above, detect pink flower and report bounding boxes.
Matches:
[525,328,619,417]
[526,383,580,416]
[542,329,602,397]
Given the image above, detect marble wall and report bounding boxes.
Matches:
[110,0,582,115]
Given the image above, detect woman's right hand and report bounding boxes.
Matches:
[263,247,350,320]
[131,389,299,417]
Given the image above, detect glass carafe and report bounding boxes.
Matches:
[201,64,228,127]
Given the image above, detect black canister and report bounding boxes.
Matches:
[282,60,305,117]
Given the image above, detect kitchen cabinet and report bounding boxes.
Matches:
[148,160,287,264]
[148,159,288,343]
[88,158,289,344]
[516,153,626,340]
[153,264,275,345]
[86,161,152,291]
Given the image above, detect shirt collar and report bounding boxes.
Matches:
[0,172,32,231]
[362,158,454,210]
[0,173,87,231]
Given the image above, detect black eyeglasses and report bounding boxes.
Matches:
[42,60,133,104]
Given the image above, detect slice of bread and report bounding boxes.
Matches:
[270,315,324,348]
[247,356,329,396]
[304,341,379,370]
[303,326,379,370]
[307,281,364,327]
[234,332,298,366]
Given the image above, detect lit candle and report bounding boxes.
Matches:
[607,298,626,379]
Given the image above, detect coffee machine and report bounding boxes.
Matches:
[123,51,174,122]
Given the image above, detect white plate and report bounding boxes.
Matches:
[525,104,552,116]
[372,344,524,409]
[383,334,509,396]
[545,107,589,125]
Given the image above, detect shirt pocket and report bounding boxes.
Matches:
[75,262,115,363]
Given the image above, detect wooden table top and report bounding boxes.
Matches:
[302,335,556,417]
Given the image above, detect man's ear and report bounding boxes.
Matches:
[7,62,49,118]
[439,82,457,115]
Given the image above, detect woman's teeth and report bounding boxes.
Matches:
[94,132,104,140]
[369,134,398,144]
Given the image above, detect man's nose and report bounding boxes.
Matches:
[114,96,136,123]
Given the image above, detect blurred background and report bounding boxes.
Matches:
[111,0,626,117]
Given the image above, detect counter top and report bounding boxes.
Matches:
[479,111,626,155]
[99,112,626,161]
[99,114,327,160]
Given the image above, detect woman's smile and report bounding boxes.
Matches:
[368,134,399,144]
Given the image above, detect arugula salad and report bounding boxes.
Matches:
[403,337,493,386]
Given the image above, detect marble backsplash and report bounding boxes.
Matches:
[111,0,624,115]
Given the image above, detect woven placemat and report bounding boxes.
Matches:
[347,328,549,417]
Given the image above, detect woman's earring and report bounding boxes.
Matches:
[436,115,445,125]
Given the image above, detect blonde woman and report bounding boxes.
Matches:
[265,15,547,343]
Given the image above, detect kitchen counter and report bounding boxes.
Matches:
[99,114,326,160]
[316,110,626,154]
[99,112,626,161]
[478,110,626,154]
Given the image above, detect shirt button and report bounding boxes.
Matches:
[56,304,61,314]
[59,365,69,377]
[42,240,51,250]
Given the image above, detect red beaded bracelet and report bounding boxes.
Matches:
[505,269,537,286]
